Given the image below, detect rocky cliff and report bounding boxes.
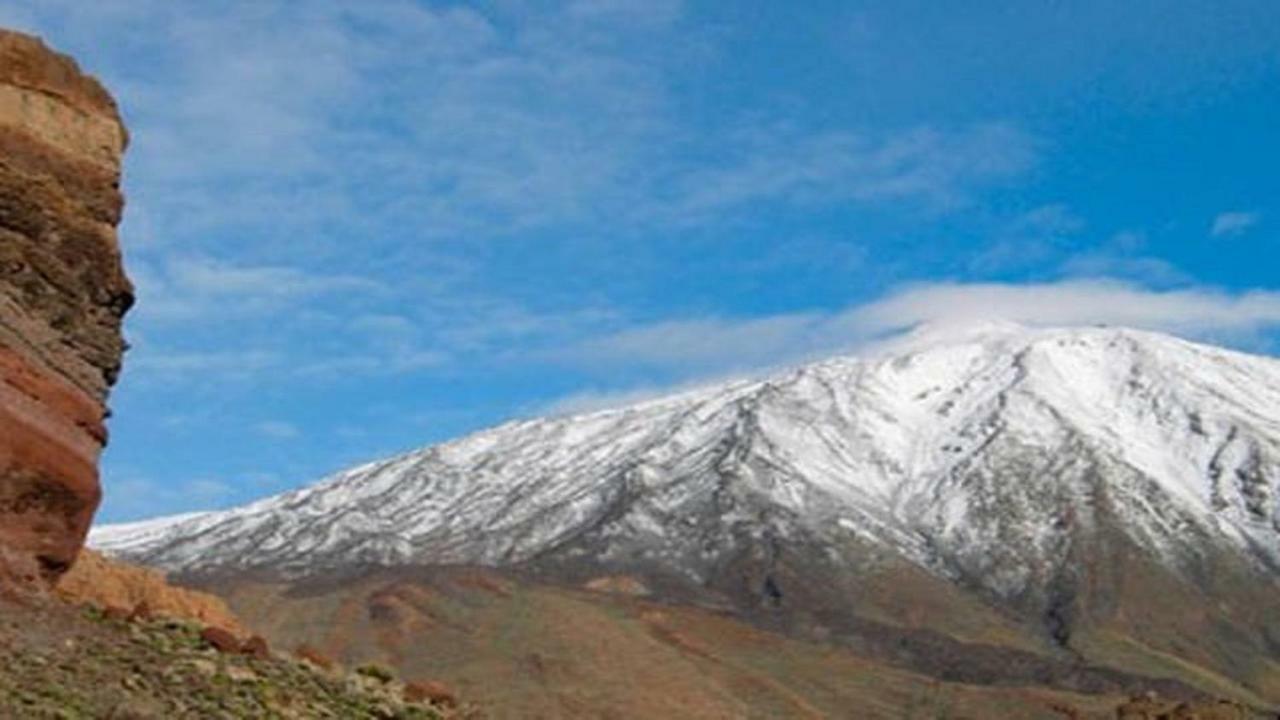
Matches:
[0,29,132,589]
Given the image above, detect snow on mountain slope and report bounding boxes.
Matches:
[91,324,1280,597]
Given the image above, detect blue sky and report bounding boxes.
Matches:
[3,1,1278,522]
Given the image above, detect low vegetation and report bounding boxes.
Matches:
[0,597,472,719]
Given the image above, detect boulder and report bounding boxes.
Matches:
[240,635,271,660]
[295,643,336,671]
[404,680,458,708]
[199,626,241,654]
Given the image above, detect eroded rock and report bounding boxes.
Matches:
[0,29,131,589]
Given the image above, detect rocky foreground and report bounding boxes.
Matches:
[0,593,471,719]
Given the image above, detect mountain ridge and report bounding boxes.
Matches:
[92,323,1280,586]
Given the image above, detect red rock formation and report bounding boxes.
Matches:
[0,29,132,589]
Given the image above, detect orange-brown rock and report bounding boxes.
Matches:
[241,635,271,660]
[295,644,336,671]
[404,680,458,708]
[100,604,130,623]
[127,599,153,623]
[57,549,246,634]
[583,574,650,597]
[0,29,132,589]
[200,626,241,654]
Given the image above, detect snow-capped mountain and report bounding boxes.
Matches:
[92,324,1280,608]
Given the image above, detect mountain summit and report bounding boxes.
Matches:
[93,325,1280,707]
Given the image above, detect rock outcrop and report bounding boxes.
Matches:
[0,29,132,588]
[56,550,247,634]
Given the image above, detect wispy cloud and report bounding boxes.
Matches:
[1058,231,1189,287]
[554,280,1280,378]
[18,0,685,244]
[970,203,1085,273]
[1211,211,1261,238]
[132,256,383,323]
[128,349,280,378]
[562,314,821,373]
[667,123,1037,222]
[14,0,1049,402]
[103,475,235,522]
[538,381,736,417]
[845,281,1280,339]
[255,421,301,440]
[15,0,1042,249]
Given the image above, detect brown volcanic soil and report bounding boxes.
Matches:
[210,566,1159,720]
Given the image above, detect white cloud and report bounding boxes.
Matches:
[15,0,1051,402]
[538,380,745,416]
[169,257,380,299]
[128,349,280,377]
[565,313,821,372]
[99,474,235,523]
[255,421,301,440]
[969,203,1085,272]
[293,350,449,380]
[557,280,1280,377]
[842,281,1280,338]
[668,123,1037,221]
[566,0,684,26]
[1058,253,1187,287]
[540,386,675,416]
[131,255,382,324]
[1057,232,1189,287]
[126,345,449,385]
[15,0,1041,249]
[1211,211,1261,237]
[16,0,685,243]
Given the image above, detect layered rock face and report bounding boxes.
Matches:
[0,29,132,588]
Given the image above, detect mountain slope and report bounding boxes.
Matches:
[94,324,1280,583]
[92,324,1280,709]
[207,566,1142,720]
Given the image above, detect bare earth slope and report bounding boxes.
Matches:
[212,566,1131,720]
